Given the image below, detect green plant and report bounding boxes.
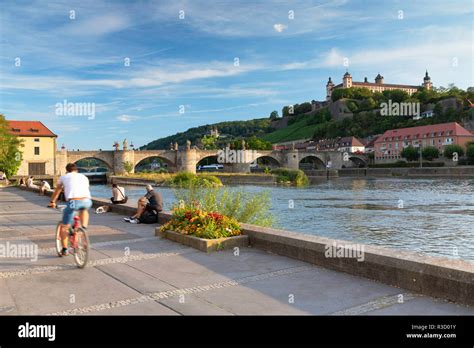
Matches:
[173,186,274,227]
[167,172,222,188]
[271,168,309,186]
[466,144,474,165]
[123,161,134,174]
[443,144,464,159]
[264,166,271,174]
[0,115,23,177]
[160,208,241,239]
[421,146,440,161]
[401,145,419,161]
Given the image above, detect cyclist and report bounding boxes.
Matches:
[49,163,92,256]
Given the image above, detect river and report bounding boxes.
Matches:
[90,177,474,261]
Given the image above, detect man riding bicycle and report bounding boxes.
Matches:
[49,163,92,256]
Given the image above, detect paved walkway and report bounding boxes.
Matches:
[0,187,472,315]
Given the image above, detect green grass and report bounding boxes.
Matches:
[261,115,317,143]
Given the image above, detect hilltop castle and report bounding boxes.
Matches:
[326,71,433,101]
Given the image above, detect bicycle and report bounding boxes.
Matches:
[54,208,90,268]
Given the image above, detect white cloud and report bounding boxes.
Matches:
[117,115,140,122]
[63,14,130,37]
[273,24,287,33]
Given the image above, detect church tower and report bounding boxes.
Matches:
[375,73,384,84]
[342,71,352,88]
[326,77,335,101]
[423,70,432,90]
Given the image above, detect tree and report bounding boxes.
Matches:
[201,135,217,150]
[401,145,419,161]
[421,146,439,161]
[443,144,464,159]
[466,144,474,165]
[269,110,279,120]
[0,115,23,177]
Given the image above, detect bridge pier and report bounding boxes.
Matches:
[284,150,300,170]
[178,148,197,174]
[114,150,135,175]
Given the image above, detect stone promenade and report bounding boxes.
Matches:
[0,187,472,315]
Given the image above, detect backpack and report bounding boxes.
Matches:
[139,210,158,224]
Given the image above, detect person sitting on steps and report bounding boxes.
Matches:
[110,183,127,204]
[124,184,162,224]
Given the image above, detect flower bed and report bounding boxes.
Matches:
[160,208,241,239]
[158,208,247,252]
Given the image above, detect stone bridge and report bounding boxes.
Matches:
[56,147,368,175]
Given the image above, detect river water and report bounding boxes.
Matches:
[90,177,474,261]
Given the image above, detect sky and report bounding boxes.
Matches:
[0,0,473,150]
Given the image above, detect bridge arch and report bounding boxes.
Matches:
[67,153,114,170]
[299,155,326,170]
[134,155,176,172]
[251,155,281,170]
[343,156,367,168]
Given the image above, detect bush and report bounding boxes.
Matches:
[173,186,274,227]
[271,168,309,186]
[123,161,134,174]
[466,144,474,165]
[167,172,222,188]
[160,207,241,239]
[443,144,464,159]
[421,146,439,161]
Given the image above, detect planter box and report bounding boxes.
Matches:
[156,229,249,252]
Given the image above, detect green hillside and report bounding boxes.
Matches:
[261,114,319,143]
[142,118,272,150]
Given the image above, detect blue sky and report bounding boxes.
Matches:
[0,0,472,149]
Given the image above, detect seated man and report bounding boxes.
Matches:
[26,176,38,189]
[124,185,162,224]
[39,180,51,196]
[110,183,127,204]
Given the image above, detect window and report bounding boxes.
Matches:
[34,138,40,142]
[34,146,40,155]
[28,163,45,175]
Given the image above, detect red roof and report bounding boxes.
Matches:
[375,122,472,143]
[7,120,57,137]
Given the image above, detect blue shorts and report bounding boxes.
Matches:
[62,199,93,225]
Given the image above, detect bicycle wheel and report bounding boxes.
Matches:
[73,227,90,268]
[55,222,63,257]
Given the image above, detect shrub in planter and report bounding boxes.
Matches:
[160,207,241,239]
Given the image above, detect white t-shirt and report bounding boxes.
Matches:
[58,172,91,200]
[42,181,51,190]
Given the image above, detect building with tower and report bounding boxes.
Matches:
[326,71,433,101]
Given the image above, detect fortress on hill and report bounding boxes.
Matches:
[325,70,433,101]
